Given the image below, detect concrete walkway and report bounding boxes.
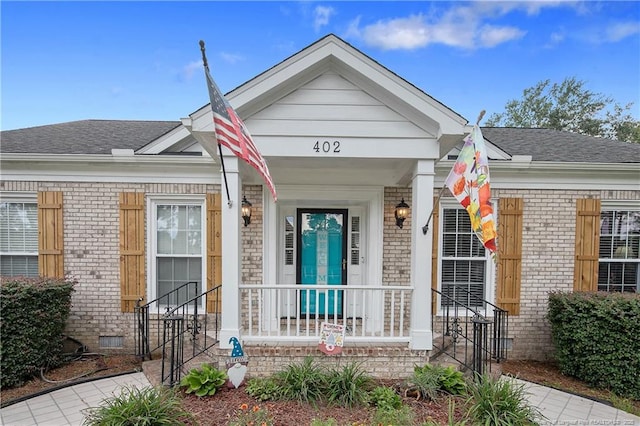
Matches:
[1,373,639,425]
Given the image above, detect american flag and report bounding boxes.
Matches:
[204,68,277,202]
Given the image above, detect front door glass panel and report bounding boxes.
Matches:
[297,209,347,316]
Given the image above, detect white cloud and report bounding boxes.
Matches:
[314,5,335,32]
[605,21,640,42]
[220,52,245,64]
[360,15,431,50]
[349,1,577,50]
[181,60,202,81]
[478,24,526,48]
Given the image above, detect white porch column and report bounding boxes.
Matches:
[219,155,242,349]
[410,159,435,350]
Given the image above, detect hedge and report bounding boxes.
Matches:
[547,291,640,399]
[0,276,75,389]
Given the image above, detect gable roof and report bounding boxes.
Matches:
[1,120,179,154]
[482,127,640,163]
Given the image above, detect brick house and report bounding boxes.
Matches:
[1,35,638,374]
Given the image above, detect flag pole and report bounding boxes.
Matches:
[421,110,486,235]
[422,187,446,235]
[200,40,232,208]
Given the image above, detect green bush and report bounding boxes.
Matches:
[548,291,640,399]
[275,357,326,404]
[179,363,227,397]
[0,276,75,389]
[369,385,402,410]
[465,375,543,426]
[325,361,373,407]
[83,385,194,425]
[245,376,283,401]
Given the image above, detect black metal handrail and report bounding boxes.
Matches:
[134,281,200,360]
[161,285,222,387]
[439,285,509,362]
[431,286,509,376]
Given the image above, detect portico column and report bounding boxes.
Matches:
[409,159,435,350]
[219,155,242,349]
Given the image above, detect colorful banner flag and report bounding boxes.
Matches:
[445,125,497,254]
[204,66,277,201]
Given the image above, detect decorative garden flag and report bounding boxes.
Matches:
[445,125,497,254]
[318,322,345,355]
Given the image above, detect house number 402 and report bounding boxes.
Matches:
[313,140,341,153]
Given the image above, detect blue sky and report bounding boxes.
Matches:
[2,1,639,131]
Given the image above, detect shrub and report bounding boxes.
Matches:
[1,276,75,388]
[465,375,543,426]
[369,385,402,410]
[548,291,640,399]
[409,364,444,401]
[179,363,227,397]
[437,365,467,395]
[245,376,283,401]
[275,357,326,404]
[325,361,373,407]
[82,385,193,425]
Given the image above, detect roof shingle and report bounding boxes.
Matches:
[0,120,179,154]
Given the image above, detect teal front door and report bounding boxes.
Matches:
[297,209,347,316]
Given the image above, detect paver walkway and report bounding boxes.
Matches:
[1,373,639,425]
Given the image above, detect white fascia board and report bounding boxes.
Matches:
[435,160,640,190]
[1,154,221,184]
[254,136,440,159]
[135,125,193,154]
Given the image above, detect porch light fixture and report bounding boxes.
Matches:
[394,198,410,229]
[241,196,252,227]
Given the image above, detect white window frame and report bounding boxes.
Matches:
[598,201,640,293]
[0,193,39,277]
[146,195,207,310]
[436,200,495,315]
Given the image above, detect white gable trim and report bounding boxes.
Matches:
[135,125,196,155]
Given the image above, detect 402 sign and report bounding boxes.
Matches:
[313,140,341,153]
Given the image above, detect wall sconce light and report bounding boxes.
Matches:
[395,198,410,229]
[241,196,252,227]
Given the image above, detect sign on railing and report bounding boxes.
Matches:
[318,322,345,355]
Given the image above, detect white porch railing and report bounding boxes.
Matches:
[239,284,413,342]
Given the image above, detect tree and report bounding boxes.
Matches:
[485,77,640,143]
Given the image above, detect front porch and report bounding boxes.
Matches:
[136,282,507,385]
[239,284,413,343]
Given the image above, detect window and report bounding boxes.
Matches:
[151,200,205,306]
[598,208,639,293]
[440,207,490,307]
[0,200,38,277]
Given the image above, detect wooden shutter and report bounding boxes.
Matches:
[431,196,439,314]
[574,198,601,292]
[119,193,145,312]
[38,191,64,278]
[496,198,523,315]
[207,193,222,313]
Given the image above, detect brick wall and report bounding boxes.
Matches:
[490,188,640,360]
[3,179,638,361]
[1,181,217,352]
[383,187,412,286]
[209,344,429,379]
[241,185,263,285]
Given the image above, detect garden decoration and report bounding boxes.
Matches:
[226,336,249,388]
